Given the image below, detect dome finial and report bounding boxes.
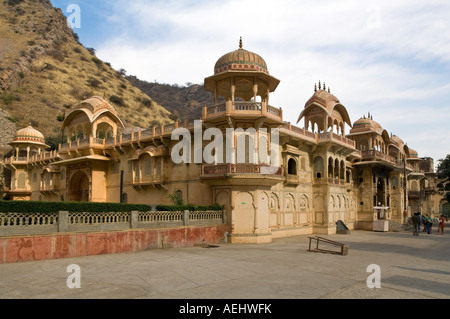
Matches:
[314,83,317,92]
[323,82,326,91]
[318,81,321,90]
[328,86,330,93]
[239,37,243,49]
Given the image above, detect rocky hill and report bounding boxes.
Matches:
[127,76,216,121]
[0,0,174,156]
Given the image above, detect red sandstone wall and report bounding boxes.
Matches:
[0,225,226,264]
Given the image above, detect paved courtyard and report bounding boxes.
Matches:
[0,228,449,300]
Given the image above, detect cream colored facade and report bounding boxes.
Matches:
[1,40,443,243]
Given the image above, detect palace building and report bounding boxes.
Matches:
[1,39,443,243]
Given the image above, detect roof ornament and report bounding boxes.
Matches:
[318,81,322,90]
[328,87,330,93]
[314,83,317,92]
[323,82,326,91]
[239,37,243,49]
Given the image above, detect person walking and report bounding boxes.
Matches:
[412,213,420,236]
[438,215,445,235]
[425,214,433,234]
[418,213,422,232]
[422,214,427,232]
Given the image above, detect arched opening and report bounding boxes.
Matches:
[334,158,340,178]
[328,157,334,178]
[288,158,297,175]
[96,122,114,139]
[69,171,90,202]
[377,177,385,206]
[340,160,345,180]
[314,157,324,179]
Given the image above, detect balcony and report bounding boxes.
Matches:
[201,163,283,186]
[202,101,283,123]
[132,174,165,189]
[318,132,356,148]
[362,150,396,164]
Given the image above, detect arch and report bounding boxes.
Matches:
[334,158,340,178]
[411,180,419,191]
[328,157,334,178]
[314,156,324,178]
[288,158,297,175]
[141,155,153,180]
[96,122,114,139]
[285,193,296,212]
[299,194,309,209]
[270,193,280,210]
[69,171,90,202]
[377,177,385,206]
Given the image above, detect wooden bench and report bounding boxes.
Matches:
[308,236,349,256]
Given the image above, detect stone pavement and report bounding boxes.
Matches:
[0,228,449,300]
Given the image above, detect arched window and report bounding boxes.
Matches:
[142,156,152,176]
[288,158,297,175]
[314,157,324,179]
[334,158,340,178]
[328,157,334,178]
[340,160,345,180]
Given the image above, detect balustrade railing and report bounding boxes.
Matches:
[202,164,282,176]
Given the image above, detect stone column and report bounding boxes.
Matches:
[58,211,69,232]
[131,211,139,229]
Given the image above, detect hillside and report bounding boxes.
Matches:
[0,0,174,156]
[127,76,217,121]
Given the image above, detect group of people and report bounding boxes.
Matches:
[411,213,446,236]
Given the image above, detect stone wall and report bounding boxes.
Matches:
[0,225,227,264]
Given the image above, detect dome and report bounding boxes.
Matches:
[305,89,341,113]
[298,84,352,127]
[214,38,269,75]
[13,126,46,145]
[352,117,383,133]
[409,148,419,158]
[62,96,125,131]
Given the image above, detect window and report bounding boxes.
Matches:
[288,158,297,175]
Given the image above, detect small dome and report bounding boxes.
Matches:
[13,126,46,145]
[409,148,419,158]
[214,38,269,75]
[352,117,382,131]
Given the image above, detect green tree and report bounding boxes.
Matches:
[168,190,184,205]
[437,155,450,202]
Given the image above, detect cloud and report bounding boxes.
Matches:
[92,0,450,162]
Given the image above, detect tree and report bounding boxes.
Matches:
[168,190,184,205]
[437,154,450,202]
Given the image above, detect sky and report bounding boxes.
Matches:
[50,0,450,166]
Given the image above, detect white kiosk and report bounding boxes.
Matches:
[373,206,390,232]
